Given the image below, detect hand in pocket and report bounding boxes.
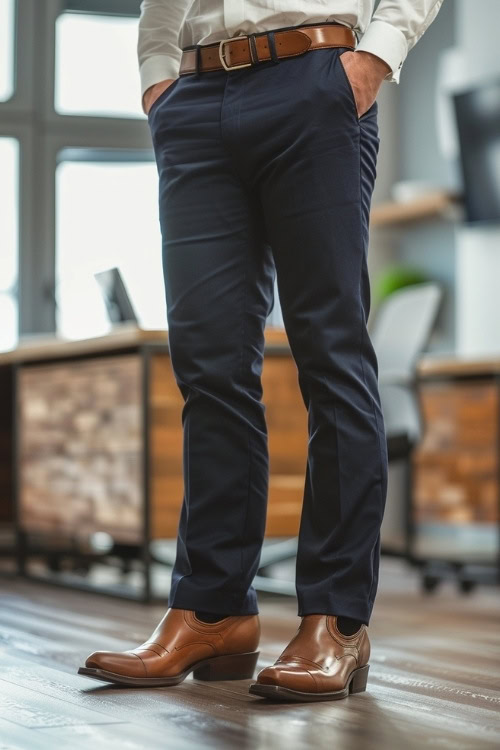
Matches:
[338,51,390,118]
[143,78,177,116]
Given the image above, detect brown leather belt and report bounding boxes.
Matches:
[178,23,357,75]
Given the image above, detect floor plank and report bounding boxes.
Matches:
[0,557,499,749]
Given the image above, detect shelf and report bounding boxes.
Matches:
[371,191,463,227]
[417,351,500,378]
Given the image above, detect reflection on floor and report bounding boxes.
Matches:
[0,556,499,750]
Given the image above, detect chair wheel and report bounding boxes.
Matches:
[422,574,441,593]
[458,579,476,594]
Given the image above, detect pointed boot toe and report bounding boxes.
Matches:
[82,650,147,679]
[255,663,316,692]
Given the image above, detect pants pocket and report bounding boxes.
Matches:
[335,49,360,122]
[147,77,181,124]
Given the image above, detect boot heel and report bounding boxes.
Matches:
[193,651,259,681]
[349,664,369,694]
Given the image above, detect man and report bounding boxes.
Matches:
[79,0,444,702]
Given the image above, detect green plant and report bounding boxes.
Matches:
[373,265,430,305]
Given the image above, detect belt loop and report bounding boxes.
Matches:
[266,30,279,64]
[248,32,258,64]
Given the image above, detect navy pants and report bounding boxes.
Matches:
[148,32,388,626]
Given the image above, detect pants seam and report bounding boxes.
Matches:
[358,118,385,609]
[239,239,252,593]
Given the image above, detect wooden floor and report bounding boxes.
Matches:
[0,557,499,750]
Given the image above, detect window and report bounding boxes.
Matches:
[0,137,19,351]
[0,0,15,101]
[54,12,144,118]
[56,157,165,340]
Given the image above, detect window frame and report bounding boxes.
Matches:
[0,0,152,338]
[64,0,141,18]
[0,0,16,103]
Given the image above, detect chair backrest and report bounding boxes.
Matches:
[370,282,443,442]
[370,282,443,377]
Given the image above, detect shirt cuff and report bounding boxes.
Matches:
[355,19,408,84]
[140,55,181,113]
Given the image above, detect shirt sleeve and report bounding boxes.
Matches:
[355,0,445,83]
[137,0,191,111]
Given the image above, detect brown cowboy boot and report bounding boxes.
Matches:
[249,614,370,702]
[78,607,260,687]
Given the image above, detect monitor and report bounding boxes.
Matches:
[453,77,500,223]
[94,268,137,325]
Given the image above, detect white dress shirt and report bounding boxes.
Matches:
[138,1,444,102]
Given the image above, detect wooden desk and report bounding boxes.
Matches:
[413,352,500,577]
[0,326,308,596]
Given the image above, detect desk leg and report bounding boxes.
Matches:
[496,373,500,586]
[12,363,26,576]
[141,346,152,602]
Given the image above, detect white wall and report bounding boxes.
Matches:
[456,0,500,82]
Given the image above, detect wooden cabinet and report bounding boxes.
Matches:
[18,355,144,545]
[412,355,500,563]
[4,327,308,553]
[414,379,498,524]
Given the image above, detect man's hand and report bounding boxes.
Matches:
[339,51,391,119]
[143,78,177,116]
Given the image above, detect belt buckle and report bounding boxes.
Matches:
[218,35,253,70]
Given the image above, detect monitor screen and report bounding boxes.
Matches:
[453,78,500,223]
